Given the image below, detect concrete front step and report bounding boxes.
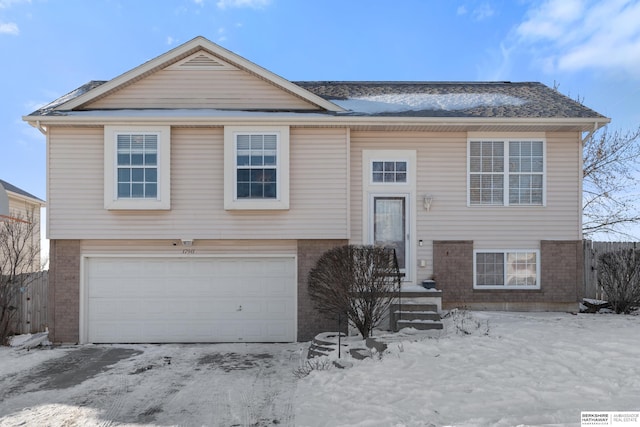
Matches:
[396,319,444,330]
[391,302,443,331]
[394,310,441,321]
[391,303,438,313]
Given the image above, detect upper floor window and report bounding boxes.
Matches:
[224,126,290,210]
[104,125,171,210]
[468,139,545,206]
[372,161,407,183]
[116,134,158,199]
[236,134,278,199]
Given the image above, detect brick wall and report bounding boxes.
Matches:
[434,240,583,311]
[297,239,348,341]
[49,239,80,343]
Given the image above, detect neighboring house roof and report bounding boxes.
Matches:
[0,179,45,204]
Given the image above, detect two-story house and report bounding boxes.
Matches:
[23,37,608,344]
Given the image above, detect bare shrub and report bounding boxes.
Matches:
[307,245,400,339]
[445,308,490,336]
[0,208,41,344]
[598,249,640,313]
[293,358,333,379]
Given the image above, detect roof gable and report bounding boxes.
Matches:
[0,179,44,204]
[54,37,344,113]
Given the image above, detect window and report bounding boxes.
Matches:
[104,126,170,210]
[372,161,407,183]
[236,134,278,199]
[474,250,540,289]
[116,134,158,199]
[224,126,289,210]
[468,139,544,206]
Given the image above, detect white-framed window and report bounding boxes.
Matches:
[371,160,408,183]
[224,126,289,210]
[473,249,540,289]
[468,139,545,206]
[104,125,170,210]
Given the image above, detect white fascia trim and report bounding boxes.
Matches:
[24,114,610,130]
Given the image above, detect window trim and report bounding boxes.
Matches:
[104,125,171,210]
[224,126,289,210]
[467,138,546,207]
[473,249,541,290]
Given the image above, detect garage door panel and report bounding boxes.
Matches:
[86,256,296,343]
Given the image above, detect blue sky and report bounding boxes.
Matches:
[1,0,639,202]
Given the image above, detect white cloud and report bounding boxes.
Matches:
[166,36,175,45]
[193,0,204,5]
[472,3,495,20]
[515,0,640,76]
[0,21,18,35]
[216,0,270,10]
[456,2,494,21]
[0,0,30,9]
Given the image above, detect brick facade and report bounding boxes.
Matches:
[49,239,81,343]
[297,239,348,341]
[434,240,583,311]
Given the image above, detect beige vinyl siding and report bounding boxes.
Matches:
[85,69,316,110]
[48,126,349,239]
[81,239,296,254]
[350,131,582,278]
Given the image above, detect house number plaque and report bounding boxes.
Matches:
[182,249,196,254]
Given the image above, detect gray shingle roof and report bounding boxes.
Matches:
[28,79,606,120]
[294,81,606,119]
[0,179,44,202]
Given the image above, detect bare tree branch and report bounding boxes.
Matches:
[583,126,640,239]
[0,208,41,344]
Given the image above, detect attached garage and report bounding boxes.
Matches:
[83,256,297,343]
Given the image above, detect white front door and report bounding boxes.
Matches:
[371,195,409,278]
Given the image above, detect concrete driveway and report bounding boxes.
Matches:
[0,343,306,426]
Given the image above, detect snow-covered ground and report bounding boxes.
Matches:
[0,311,638,426]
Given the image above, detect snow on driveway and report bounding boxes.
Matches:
[0,343,306,426]
[1,312,639,427]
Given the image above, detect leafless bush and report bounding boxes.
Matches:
[0,208,40,345]
[598,249,640,313]
[307,245,400,339]
[445,308,490,336]
[293,358,333,379]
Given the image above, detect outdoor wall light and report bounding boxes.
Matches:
[181,239,194,247]
[423,194,433,212]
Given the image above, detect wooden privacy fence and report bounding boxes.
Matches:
[13,270,49,334]
[583,240,639,300]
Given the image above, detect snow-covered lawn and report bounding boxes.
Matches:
[0,311,638,426]
[295,311,640,427]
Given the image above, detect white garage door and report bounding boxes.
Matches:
[85,256,296,343]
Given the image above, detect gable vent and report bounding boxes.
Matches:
[167,51,237,71]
